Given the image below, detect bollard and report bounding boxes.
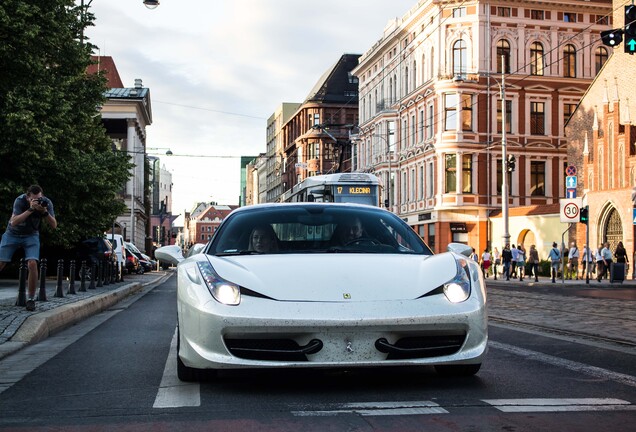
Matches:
[118,262,123,283]
[79,260,87,292]
[67,260,76,295]
[16,258,27,307]
[88,262,96,290]
[111,262,117,284]
[103,261,110,286]
[96,260,103,288]
[38,259,48,301]
[54,259,64,298]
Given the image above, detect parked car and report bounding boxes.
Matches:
[75,237,116,278]
[125,242,153,273]
[156,203,488,382]
[125,248,142,274]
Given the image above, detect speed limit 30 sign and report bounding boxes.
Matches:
[560,198,582,223]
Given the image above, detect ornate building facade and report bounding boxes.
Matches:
[353,0,612,254]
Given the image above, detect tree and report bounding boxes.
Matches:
[0,0,131,249]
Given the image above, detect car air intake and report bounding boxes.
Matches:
[225,338,323,361]
[375,335,466,359]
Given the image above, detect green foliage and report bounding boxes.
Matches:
[0,0,131,248]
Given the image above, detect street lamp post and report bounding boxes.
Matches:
[498,56,511,248]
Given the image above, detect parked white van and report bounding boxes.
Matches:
[105,233,126,275]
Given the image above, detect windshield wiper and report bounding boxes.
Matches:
[216,250,261,256]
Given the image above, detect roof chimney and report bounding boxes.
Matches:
[134,78,143,89]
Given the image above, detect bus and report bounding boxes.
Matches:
[281,173,380,206]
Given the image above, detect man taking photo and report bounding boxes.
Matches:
[0,185,57,311]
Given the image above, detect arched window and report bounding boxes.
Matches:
[430,47,435,79]
[422,54,427,82]
[496,39,511,73]
[453,39,467,76]
[619,144,625,187]
[595,46,609,74]
[530,42,544,76]
[393,74,397,102]
[404,66,409,95]
[608,122,614,187]
[412,60,417,90]
[563,44,576,77]
[388,78,393,104]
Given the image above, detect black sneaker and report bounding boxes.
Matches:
[26,298,36,311]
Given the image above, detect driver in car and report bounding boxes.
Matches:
[337,217,365,245]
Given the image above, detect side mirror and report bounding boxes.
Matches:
[155,245,185,265]
[447,243,473,257]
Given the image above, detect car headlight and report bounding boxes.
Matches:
[197,261,240,305]
[443,257,471,303]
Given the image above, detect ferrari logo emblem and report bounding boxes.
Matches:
[343,293,351,299]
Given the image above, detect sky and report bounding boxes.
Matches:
[86,0,417,221]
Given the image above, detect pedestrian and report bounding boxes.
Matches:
[615,241,629,279]
[581,244,594,278]
[598,242,613,282]
[502,244,513,281]
[529,244,540,282]
[516,244,526,281]
[0,185,57,311]
[481,248,491,279]
[567,242,579,280]
[548,241,561,283]
[469,247,479,262]
[492,247,501,280]
[595,244,605,281]
[510,244,519,278]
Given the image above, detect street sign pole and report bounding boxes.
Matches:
[586,219,590,284]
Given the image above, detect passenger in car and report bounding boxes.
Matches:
[248,225,279,253]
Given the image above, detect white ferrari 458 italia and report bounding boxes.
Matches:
[156,203,487,381]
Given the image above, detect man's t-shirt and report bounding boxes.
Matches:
[6,194,55,235]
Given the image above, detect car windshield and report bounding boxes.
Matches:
[208,205,433,256]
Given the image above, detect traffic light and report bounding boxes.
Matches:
[506,155,516,172]
[625,5,636,54]
[601,29,623,47]
[580,205,589,225]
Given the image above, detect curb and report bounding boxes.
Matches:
[0,272,172,361]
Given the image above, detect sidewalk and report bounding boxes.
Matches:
[0,270,173,360]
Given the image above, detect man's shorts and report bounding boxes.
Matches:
[0,231,40,262]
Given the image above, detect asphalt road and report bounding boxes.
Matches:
[0,276,634,431]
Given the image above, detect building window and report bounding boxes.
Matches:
[564,103,577,126]
[563,12,576,22]
[404,66,409,95]
[530,102,545,135]
[411,114,416,146]
[410,168,416,201]
[427,161,434,198]
[427,104,434,139]
[445,154,457,193]
[530,161,545,196]
[496,39,511,73]
[530,42,544,76]
[453,39,467,77]
[419,165,424,200]
[419,109,424,142]
[461,94,473,131]
[462,154,473,193]
[595,47,609,74]
[531,10,544,20]
[563,44,576,78]
[444,93,458,131]
[452,7,466,18]
[497,100,512,134]
[428,224,435,250]
[498,7,511,17]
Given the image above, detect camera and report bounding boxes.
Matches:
[35,197,47,206]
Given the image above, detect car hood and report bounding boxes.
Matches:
[205,253,458,302]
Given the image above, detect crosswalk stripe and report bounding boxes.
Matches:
[483,398,635,413]
[153,327,200,408]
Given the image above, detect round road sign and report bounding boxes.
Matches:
[566,165,577,176]
[563,202,580,220]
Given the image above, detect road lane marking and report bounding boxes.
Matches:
[490,341,636,388]
[292,401,448,416]
[153,327,200,408]
[483,398,635,413]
